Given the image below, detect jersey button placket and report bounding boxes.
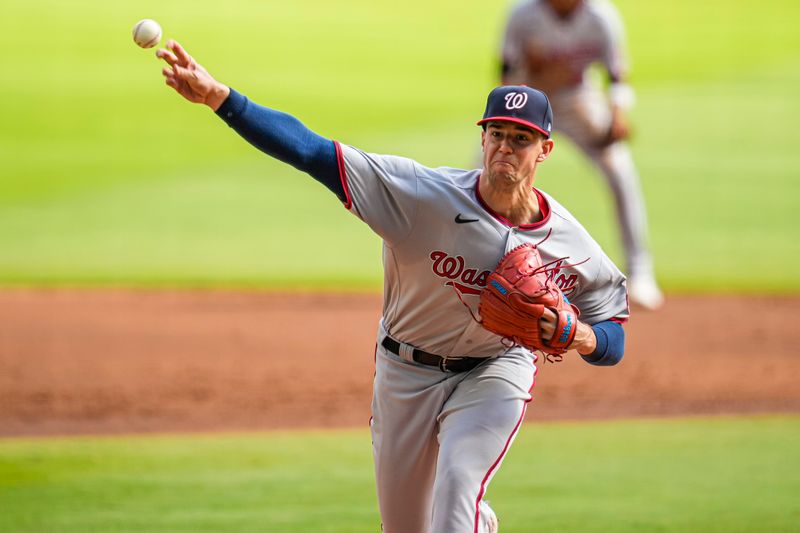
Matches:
[505,227,523,252]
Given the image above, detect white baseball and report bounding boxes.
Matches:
[132,19,162,49]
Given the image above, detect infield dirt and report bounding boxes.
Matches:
[1,290,797,437]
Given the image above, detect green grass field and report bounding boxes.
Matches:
[1,416,798,532]
[1,0,798,290]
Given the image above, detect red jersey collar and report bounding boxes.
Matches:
[475,174,551,230]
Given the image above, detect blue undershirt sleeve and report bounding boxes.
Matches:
[581,320,625,366]
[214,88,345,202]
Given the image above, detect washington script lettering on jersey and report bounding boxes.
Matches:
[547,259,580,296]
[429,251,491,295]
[429,250,580,296]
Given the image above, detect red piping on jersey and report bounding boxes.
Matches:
[610,316,628,325]
[475,175,551,230]
[334,141,353,210]
[477,116,550,138]
[472,362,538,533]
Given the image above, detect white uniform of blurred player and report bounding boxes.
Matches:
[501,0,664,309]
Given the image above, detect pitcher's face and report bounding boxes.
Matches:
[481,121,553,187]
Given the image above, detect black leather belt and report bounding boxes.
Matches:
[381,336,488,373]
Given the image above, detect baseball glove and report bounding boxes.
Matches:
[479,243,580,356]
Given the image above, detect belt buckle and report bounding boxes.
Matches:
[439,356,462,372]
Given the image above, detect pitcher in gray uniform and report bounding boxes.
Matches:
[501,0,664,309]
[156,38,629,533]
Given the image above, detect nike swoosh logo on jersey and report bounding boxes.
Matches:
[455,214,480,224]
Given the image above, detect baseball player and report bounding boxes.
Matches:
[156,39,628,533]
[500,0,664,309]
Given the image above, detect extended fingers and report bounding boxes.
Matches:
[161,65,175,81]
[168,39,194,67]
[156,40,193,68]
[156,47,179,67]
[161,63,195,82]
[161,65,179,89]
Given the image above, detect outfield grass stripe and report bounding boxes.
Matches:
[1,1,798,290]
[0,416,798,532]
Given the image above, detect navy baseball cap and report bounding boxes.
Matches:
[477,85,553,138]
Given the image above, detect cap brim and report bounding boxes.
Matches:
[477,116,550,137]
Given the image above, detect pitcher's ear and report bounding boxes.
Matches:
[537,138,555,161]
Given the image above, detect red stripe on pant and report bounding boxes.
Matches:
[472,365,538,532]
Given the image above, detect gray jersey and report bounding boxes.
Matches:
[502,0,627,90]
[337,142,628,358]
